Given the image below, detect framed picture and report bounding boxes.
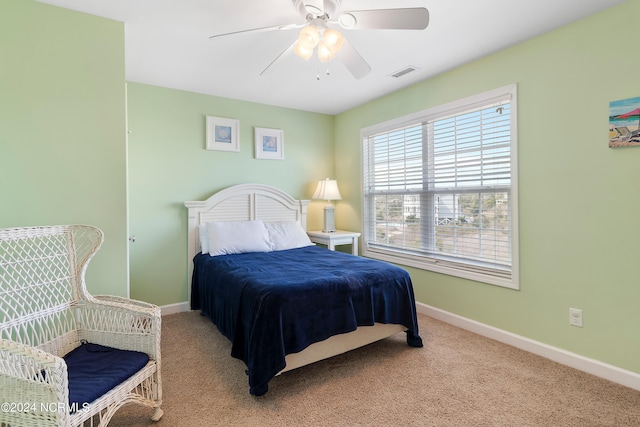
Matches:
[254,127,284,160]
[608,96,640,148]
[206,116,240,152]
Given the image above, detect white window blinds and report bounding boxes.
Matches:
[362,85,519,289]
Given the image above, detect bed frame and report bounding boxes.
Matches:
[185,183,405,374]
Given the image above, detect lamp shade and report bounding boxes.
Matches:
[313,178,342,201]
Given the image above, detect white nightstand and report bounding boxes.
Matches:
[307,230,361,255]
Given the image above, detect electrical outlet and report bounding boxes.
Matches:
[569,308,583,327]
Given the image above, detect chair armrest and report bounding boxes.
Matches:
[92,294,158,311]
[0,339,69,425]
[75,296,162,360]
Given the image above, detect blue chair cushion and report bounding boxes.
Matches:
[64,342,150,409]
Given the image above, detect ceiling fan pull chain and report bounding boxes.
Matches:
[316,65,331,80]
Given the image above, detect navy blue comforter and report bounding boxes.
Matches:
[191,245,422,396]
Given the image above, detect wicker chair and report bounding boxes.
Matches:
[0,225,162,427]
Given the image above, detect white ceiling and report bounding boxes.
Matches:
[38,0,626,115]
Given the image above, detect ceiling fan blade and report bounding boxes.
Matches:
[338,8,429,30]
[337,39,371,79]
[210,23,302,39]
[260,42,296,76]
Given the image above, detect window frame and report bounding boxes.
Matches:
[360,84,519,289]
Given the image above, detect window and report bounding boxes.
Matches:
[362,85,519,289]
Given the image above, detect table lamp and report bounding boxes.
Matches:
[313,178,342,232]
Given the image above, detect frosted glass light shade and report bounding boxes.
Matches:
[294,41,314,60]
[294,25,345,64]
[294,26,320,61]
[317,42,336,62]
[298,26,319,49]
[322,28,344,54]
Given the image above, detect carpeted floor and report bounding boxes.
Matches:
[110,311,640,426]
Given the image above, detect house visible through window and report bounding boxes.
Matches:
[362,85,519,289]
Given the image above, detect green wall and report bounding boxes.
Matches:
[0,0,128,296]
[126,83,334,305]
[334,1,640,373]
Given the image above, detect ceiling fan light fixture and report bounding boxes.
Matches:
[322,28,344,53]
[294,41,314,60]
[298,25,320,49]
[317,42,336,62]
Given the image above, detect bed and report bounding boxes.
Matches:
[185,183,423,396]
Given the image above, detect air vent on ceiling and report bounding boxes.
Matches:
[389,66,418,78]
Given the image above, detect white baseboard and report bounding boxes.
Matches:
[416,302,640,392]
[160,301,190,316]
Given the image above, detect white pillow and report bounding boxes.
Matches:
[207,220,273,256]
[265,221,314,251]
[198,223,210,254]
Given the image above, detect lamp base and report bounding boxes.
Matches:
[322,205,336,233]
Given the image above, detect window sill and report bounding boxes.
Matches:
[362,247,519,290]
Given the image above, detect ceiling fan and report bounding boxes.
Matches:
[209,0,430,79]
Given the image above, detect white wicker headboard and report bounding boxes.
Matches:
[184,183,310,302]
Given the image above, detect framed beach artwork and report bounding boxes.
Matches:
[206,116,240,152]
[254,127,284,160]
[608,96,640,148]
